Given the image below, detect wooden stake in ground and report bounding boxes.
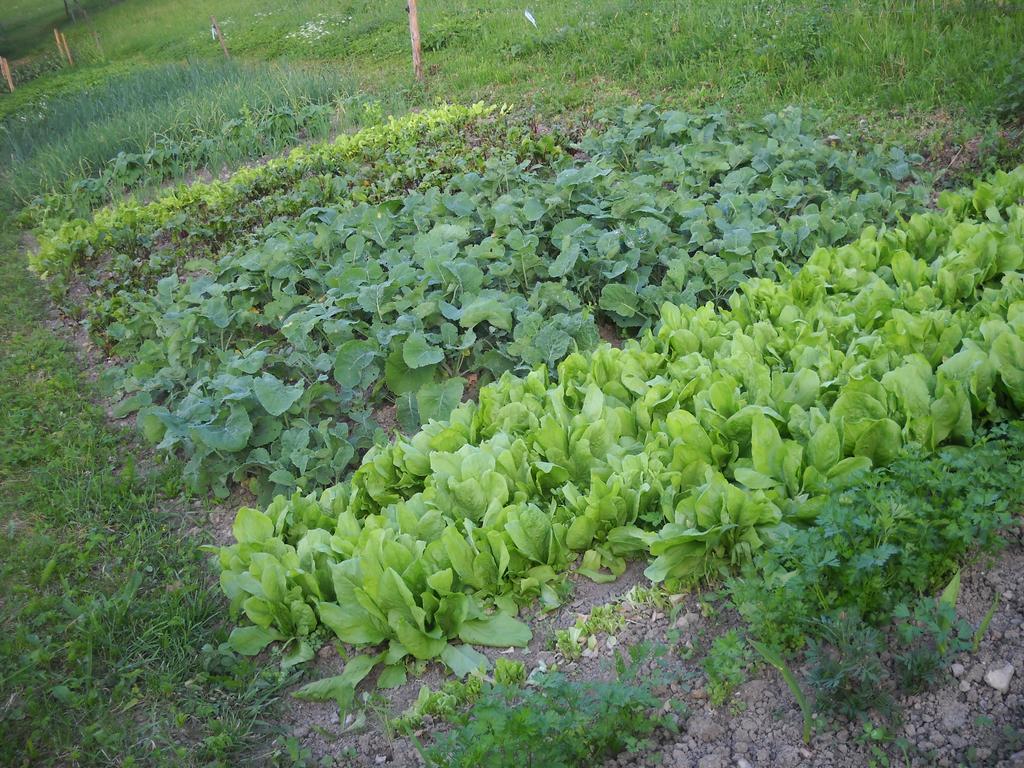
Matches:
[54,28,70,65]
[407,0,423,81]
[210,16,230,59]
[61,31,74,66]
[53,28,73,65]
[0,57,14,93]
[77,5,104,59]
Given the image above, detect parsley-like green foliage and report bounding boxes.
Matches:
[803,596,974,722]
[805,610,893,721]
[703,629,751,706]
[731,424,1024,649]
[732,424,1022,723]
[420,646,675,768]
[892,598,972,694]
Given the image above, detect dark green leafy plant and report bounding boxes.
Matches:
[703,629,750,706]
[995,56,1024,122]
[892,597,972,694]
[801,596,971,723]
[732,424,1024,724]
[732,425,1024,650]
[805,610,893,721]
[420,645,676,768]
[40,104,926,499]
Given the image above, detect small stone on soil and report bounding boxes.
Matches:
[687,714,724,741]
[984,662,1015,693]
[675,611,699,629]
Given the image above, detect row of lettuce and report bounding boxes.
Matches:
[215,167,1024,690]
[34,105,926,500]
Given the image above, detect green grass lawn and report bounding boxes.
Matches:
[5,0,1023,124]
[0,228,300,766]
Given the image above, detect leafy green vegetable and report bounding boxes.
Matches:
[420,645,674,768]
[216,166,1024,687]
[293,652,384,713]
[44,105,927,499]
[227,625,283,656]
[404,333,445,369]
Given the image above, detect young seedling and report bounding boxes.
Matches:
[750,639,813,744]
[973,592,1000,652]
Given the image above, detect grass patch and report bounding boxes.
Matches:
[0,228,296,766]
[0,59,387,211]
[4,0,1022,132]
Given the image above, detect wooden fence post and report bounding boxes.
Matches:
[54,28,69,65]
[211,16,230,59]
[1,58,14,93]
[407,0,423,81]
[61,31,74,66]
[53,28,73,65]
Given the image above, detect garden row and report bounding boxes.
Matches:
[21,99,338,225]
[39,105,925,500]
[214,166,1024,702]
[0,59,377,215]
[30,103,538,289]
